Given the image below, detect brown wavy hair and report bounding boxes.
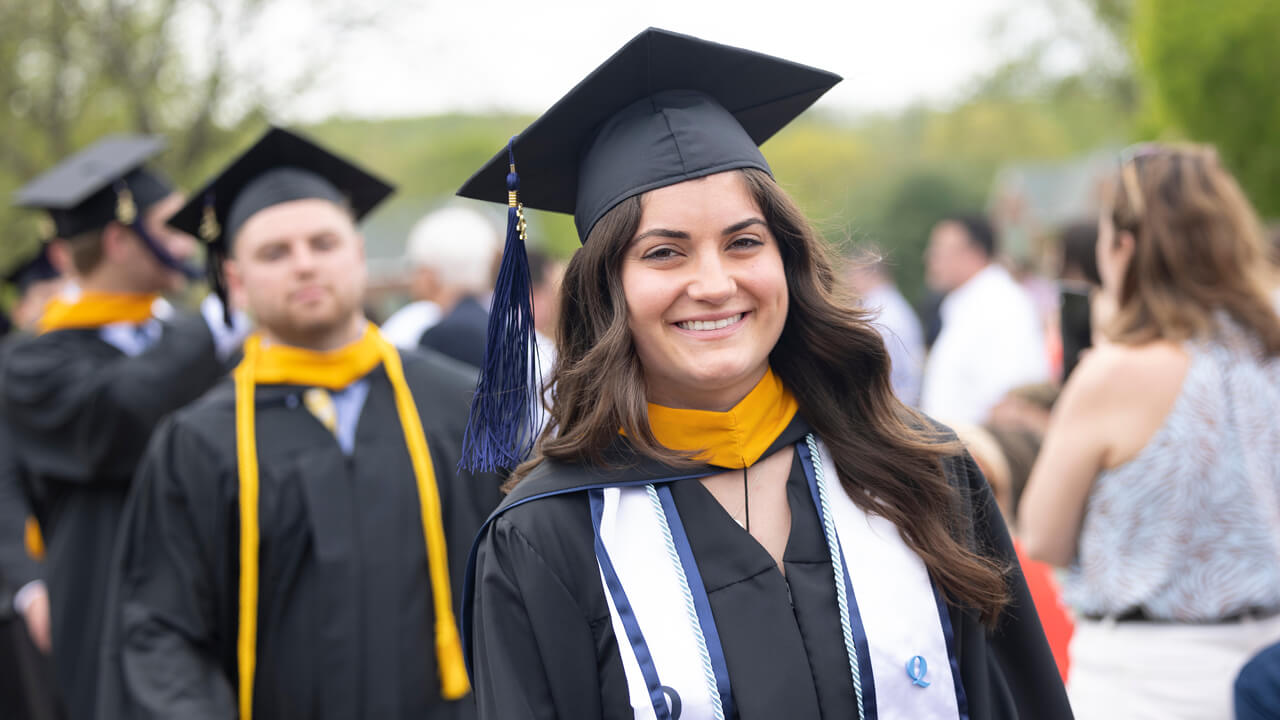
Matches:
[1109,143,1280,354]
[518,168,1009,625]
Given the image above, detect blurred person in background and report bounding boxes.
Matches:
[844,249,924,405]
[3,136,245,720]
[380,205,502,352]
[1020,143,1280,720]
[100,127,504,720]
[0,245,66,720]
[920,214,1048,423]
[412,206,502,367]
[952,417,1072,682]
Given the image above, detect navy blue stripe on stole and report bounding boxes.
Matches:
[797,440,879,720]
[589,488,673,720]
[460,472,714,672]
[655,484,736,720]
[932,585,970,720]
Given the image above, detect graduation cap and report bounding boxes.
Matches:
[167,126,395,322]
[4,244,60,296]
[13,135,198,279]
[454,27,841,472]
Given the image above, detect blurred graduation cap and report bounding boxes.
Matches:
[4,244,60,295]
[454,27,841,472]
[167,126,394,322]
[12,135,198,278]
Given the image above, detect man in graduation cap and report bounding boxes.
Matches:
[3,136,248,720]
[98,126,504,720]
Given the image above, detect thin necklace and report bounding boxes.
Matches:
[742,465,750,533]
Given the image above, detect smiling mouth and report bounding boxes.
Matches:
[675,313,745,331]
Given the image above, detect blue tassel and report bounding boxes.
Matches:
[460,138,541,473]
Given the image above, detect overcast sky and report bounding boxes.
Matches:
[193,0,1083,122]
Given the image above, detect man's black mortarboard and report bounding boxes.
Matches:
[453,28,842,473]
[167,126,394,323]
[13,135,198,278]
[4,244,60,296]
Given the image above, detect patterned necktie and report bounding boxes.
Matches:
[302,387,338,435]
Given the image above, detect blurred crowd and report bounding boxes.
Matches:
[846,144,1280,719]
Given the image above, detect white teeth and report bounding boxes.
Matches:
[677,313,743,331]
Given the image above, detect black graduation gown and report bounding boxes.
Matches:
[466,418,1073,720]
[0,315,224,720]
[99,349,504,720]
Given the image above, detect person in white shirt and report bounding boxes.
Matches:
[920,215,1048,424]
[380,205,501,349]
[845,253,924,406]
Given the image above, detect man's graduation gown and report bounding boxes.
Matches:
[465,418,1074,719]
[100,349,503,720]
[0,315,224,720]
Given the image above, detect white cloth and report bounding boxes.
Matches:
[860,284,925,407]
[816,439,960,720]
[921,265,1048,424]
[199,294,252,361]
[380,300,443,349]
[1068,614,1280,720]
[598,486,720,720]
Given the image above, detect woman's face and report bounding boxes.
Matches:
[621,171,789,411]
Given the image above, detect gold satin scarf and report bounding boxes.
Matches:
[36,292,158,334]
[646,367,799,469]
[233,323,468,719]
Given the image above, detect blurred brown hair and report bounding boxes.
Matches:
[1108,143,1280,355]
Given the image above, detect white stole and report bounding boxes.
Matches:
[596,438,962,719]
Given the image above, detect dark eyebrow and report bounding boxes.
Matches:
[631,228,690,243]
[723,218,766,235]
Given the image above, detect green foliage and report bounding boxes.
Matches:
[299,81,1131,308]
[1132,0,1280,216]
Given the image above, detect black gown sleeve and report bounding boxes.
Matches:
[470,513,612,720]
[947,450,1075,720]
[103,416,236,720]
[0,420,41,590]
[1,314,224,483]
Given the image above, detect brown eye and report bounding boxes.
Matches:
[642,246,680,261]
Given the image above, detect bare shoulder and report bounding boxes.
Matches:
[1063,340,1188,408]
[1060,340,1190,468]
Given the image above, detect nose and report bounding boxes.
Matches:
[290,242,319,275]
[686,252,736,304]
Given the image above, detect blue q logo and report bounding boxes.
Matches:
[906,655,931,688]
[660,685,683,718]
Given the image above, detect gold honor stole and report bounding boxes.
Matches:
[233,323,468,719]
[36,292,159,334]
[645,367,799,469]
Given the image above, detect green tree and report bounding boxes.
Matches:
[1132,0,1280,216]
[0,0,376,268]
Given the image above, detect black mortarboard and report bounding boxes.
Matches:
[13,135,173,238]
[4,244,60,295]
[453,28,841,474]
[457,27,841,242]
[168,126,394,254]
[167,126,394,322]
